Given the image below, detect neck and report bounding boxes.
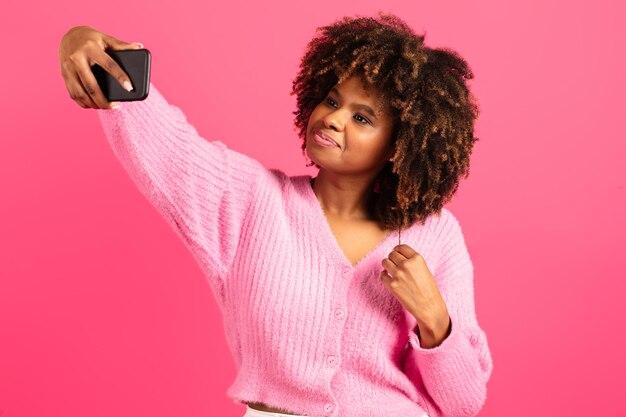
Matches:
[310,171,379,221]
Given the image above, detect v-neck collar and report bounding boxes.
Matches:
[301,175,399,272]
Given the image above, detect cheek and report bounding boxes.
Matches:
[308,106,322,125]
[349,137,391,163]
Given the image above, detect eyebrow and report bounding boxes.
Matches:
[329,87,379,120]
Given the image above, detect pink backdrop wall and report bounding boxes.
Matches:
[1,0,625,416]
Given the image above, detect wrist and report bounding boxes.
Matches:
[415,311,451,349]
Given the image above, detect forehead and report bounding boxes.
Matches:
[335,74,380,97]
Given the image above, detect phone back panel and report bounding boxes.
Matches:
[92,49,151,101]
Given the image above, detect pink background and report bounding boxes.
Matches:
[1,0,625,416]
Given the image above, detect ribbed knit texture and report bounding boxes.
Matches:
[96,82,493,417]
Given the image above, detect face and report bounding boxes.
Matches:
[305,74,396,176]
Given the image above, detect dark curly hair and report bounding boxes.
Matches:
[290,11,480,236]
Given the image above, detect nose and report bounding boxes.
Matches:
[322,109,346,132]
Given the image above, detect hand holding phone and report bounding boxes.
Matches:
[58,26,148,109]
[92,49,151,102]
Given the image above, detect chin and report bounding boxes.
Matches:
[304,142,324,168]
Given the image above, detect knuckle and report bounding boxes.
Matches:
[104,57,117,71]
[410,254,422,265]
[83,39,99,49]
[68,53,81,63]
[84,83,97,95]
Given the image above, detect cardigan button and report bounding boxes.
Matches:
[342,266,351,277]
[324,403,334,413]
[333,308,345,319]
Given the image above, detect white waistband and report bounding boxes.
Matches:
[244,405,308,417]
[243,404,428,417]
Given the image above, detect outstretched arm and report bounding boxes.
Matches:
[96,83,266,304]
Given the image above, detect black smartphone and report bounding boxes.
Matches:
[92,49,151,102]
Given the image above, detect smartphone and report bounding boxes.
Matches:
[92,49,151,102]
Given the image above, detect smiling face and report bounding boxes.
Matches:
[305,74,396,177]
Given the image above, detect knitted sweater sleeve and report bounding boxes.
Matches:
[403,212,494,417]
[95,82,264,303]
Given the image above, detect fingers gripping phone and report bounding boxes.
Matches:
[92,49,151,101]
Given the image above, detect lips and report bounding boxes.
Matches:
[313,129,340,147]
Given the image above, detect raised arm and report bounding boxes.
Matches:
[59,26,265,305]
[96,83,264,304]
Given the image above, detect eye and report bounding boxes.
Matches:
[354,114,371,125]
[325,97,371,125]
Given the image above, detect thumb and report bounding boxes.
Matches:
[104,35,143,51]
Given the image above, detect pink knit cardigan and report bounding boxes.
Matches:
[96,82,493,417]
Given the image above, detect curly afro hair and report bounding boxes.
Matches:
[290,11,480,235]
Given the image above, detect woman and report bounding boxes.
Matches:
[58,12,493,417]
